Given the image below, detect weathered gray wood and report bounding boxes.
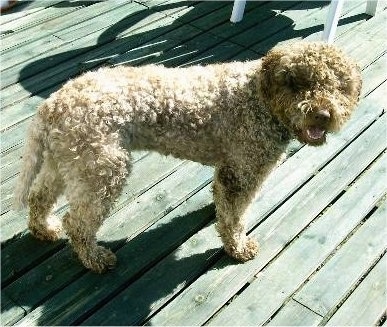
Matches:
[0,293,25,326]
[212,1,296,42]
[1,153,183,283]
[367,80,387,109]
[0,2,189,90]
[360,53,387,97]
[15,183,215,326]
[207,150,386,326]
[0,2,92,39]
[1,2,146,95]
[0,0,204,89]
[3,162,213,314]
[1,1,130,53]
[326,254,387,326]
[147,115,386,326]
[294,199,387,317]
[265,299,322,326]
[255,0,367,53]
[0,8,205,121]
[336,10,387,68]
[107,23,203,66]
[81,217,221,326]
[0,1,64,25]
[1,149,147,216]
[1,1,386,326]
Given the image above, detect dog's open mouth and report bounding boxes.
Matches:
[303,126,327,144]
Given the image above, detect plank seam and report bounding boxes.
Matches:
[320,249,387,325]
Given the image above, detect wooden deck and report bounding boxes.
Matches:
[1,0,386,325]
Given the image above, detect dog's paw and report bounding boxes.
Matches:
[29,216,63,241]
[225,238,259,262]
[80,246,117,273]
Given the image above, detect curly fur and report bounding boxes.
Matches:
[14,42,361,273]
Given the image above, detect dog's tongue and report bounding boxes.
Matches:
[306,126,325,140]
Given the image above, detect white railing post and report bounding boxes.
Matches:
[322,0,344,44]
[230,0,247,23]
[365,0,378,15]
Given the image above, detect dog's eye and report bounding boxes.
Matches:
[287,75,309,92]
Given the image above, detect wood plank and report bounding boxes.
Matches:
[0,293,25,326]
[326,254,387,326]
[0,0,205,88]
[3,162,213,316]
[1,23,384,174]
[207,150,387,326]
[147,115,386,326]
[366,80,387,109]
[161,1,230,24]
[0,2,385,327]
[0,1,94,38]
[336,10,387,68]
[0,1,64,25]
[0,6,205,119]
[360,53,387,97]
[1,1,129,53]
[0,1,174,88]
[81,219,222,326]
[294,200,387,317]
[1,153,183,283]
[229,1,330,48]
[107,24,205,66]
[112,0,231,65]
[15,183,215,326]
[266,299,322,326]
[254,0,365,53]
[9,98,384,326]
[1,148,147,216]
[0,2,146,90]
[210,1,297,42]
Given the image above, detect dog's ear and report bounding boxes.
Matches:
[260,47,304,98]
[336,60,362,103]
[260,48,288,99]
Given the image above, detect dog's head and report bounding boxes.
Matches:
[259,42,362,146]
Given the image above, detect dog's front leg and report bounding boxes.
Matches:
[213,164,261,261]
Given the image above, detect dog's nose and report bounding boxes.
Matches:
[313,109,330,122]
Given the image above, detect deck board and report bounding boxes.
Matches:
[1,0,386,326]
[294,198,387,318]
[266,299,321,326]
[149,113,386,326]
[326,254,387,326]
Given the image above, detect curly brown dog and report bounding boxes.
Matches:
[14,42,362,273]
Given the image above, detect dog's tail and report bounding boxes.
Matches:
[13,115,46,210]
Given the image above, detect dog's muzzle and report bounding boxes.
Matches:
[300,109,331,145]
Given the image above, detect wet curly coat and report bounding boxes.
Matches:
[14,42,362,273]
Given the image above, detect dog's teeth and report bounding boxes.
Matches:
[307,127,325,139]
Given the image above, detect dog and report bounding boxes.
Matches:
[14,42,362,273]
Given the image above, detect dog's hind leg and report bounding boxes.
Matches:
[213,164,262,262]
[28,152,64,241]
[62,145,130,273]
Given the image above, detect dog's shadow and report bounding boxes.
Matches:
[2,202,235,325]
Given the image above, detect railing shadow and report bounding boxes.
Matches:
[13,1,332,101]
